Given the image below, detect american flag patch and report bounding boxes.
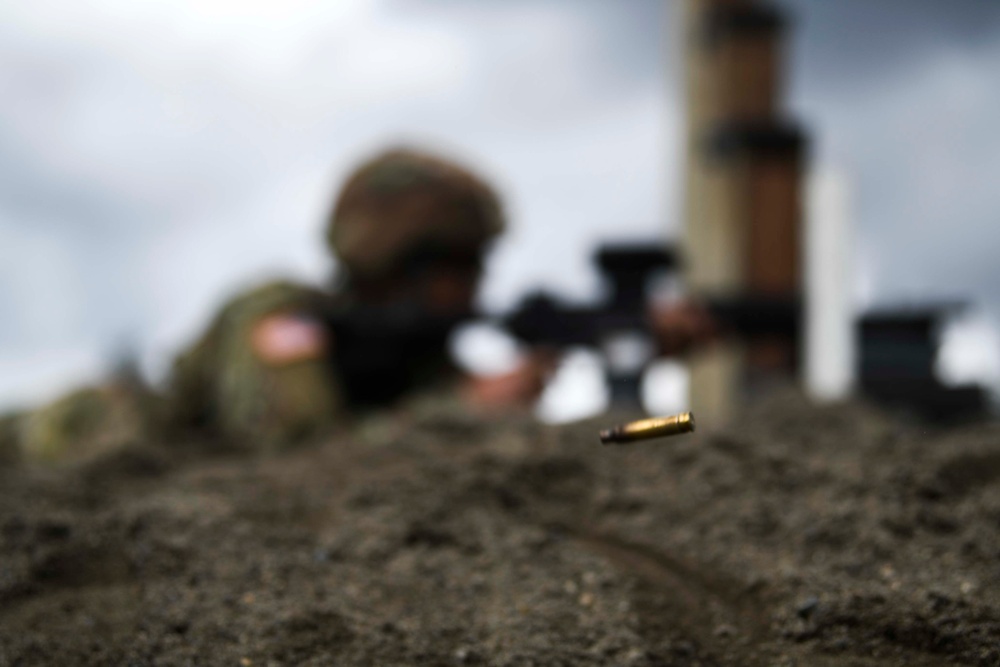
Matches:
[251,313,327,366]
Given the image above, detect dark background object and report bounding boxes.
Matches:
[859,308,988,422]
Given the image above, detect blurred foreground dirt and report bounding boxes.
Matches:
[2,392,999,666]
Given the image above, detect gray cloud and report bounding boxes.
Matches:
[779,0,1000,93]
[0,0,671,409]
[776,0,1000,319]
[0,0,998,408]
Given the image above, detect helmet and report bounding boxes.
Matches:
[328,148,505,280]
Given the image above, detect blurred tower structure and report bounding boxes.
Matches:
[682,0,806,422]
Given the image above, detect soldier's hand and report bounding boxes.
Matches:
[648,301,718,356]
[461,350,559,411]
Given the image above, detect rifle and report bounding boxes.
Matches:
[313,243,800,410]
[501,243,801,405]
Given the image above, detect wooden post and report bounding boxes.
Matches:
[682,0,804,421]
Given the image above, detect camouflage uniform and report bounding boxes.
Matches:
[0,412,23,466]
[167,280,340,447]
[166,147,505,448]
[10,370,158,465]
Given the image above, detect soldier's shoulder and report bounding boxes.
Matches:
[213,279,328,326]
[168,278,341,447]
[178,279,328,363]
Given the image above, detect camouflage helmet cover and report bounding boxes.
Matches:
[328,148,505,279]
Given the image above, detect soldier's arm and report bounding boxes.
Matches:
[647,300,720,356]
[460,350,559,411]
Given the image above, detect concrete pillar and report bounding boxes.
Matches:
[681,0,803,421]
[805,168,856,400]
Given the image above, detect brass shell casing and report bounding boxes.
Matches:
[599,412,696,445]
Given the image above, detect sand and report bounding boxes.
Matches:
[2,391,999,666]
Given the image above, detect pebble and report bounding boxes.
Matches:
[830,637,851,651]
[673,640,694,657]
[713,624,736,638]
[623,648,645,665]
[795,596,819,619]
[454,646,480,664]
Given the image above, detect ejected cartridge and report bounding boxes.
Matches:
[599,412,695,445]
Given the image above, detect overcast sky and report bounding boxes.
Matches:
[1,0,999,410]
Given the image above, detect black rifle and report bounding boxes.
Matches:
[312,243,799,409]
[501,243,801,405]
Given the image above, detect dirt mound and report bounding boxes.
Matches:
[1,393,999,665]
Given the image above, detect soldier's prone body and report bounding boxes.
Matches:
[3,147,718,461]
[167,148,550,447]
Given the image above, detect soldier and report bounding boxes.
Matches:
[166,147,551,448]
[5,146,716,463]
